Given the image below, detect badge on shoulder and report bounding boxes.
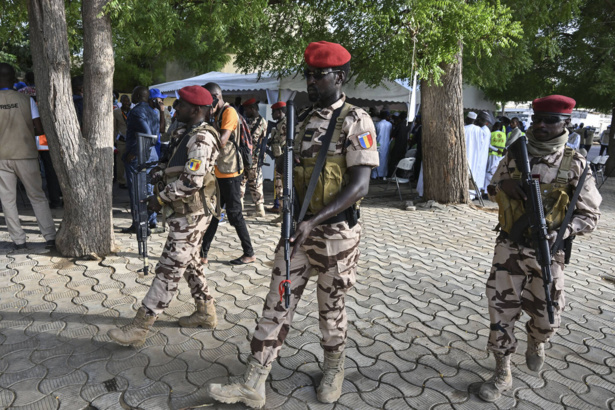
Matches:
[187,159,201,171]
[357,132,373,149]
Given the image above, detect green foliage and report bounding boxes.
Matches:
[0,0,29,71]
[106,0,269,90]
[556,0,615,111]
[470,0,584,103]
[230,0,522,87]
[1,0,268,89]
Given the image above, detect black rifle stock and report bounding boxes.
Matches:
[509,136,556,324]
[134,133,158,276]
[280,101,295,309]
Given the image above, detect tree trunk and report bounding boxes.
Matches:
[605,105,615,177]
[28,0,115,257]
[421,47,469,204]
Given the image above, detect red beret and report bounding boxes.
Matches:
[532,95,576,115]
[271,101,286,110]
[304,41,351,68]
[242,98,258,106]
[178,85,213,106]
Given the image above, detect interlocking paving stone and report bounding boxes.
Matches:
[1,179,614,408]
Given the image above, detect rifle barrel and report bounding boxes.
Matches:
[281,101,296,309]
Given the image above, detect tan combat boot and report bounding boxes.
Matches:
[178,299,217,329]
[317,351,345,403]
[108,307,156,347]
[478,353,513,402]
[526,334,545,371]
[248,204,266,217]
[270,214,282,226]
[209,356,271,409]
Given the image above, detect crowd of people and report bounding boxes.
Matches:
[0,40,604,409]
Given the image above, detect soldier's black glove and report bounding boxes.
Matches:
[147,195,163,213]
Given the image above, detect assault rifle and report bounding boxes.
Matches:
[279,101,295,309]
[133,132,158,276]
[468,165,485,207]
[508,136,556,324]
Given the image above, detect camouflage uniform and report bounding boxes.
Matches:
[486,147,601,355]
[141,123,220,315]
[270,116,287,201]
[251,94,379,366]
[240,115,267,206]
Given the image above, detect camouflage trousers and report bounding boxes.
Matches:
[251,222,361,366]
[142,212,213,316]
[240,167,264,205]
[486,237,565,355]
[274,169,283,200]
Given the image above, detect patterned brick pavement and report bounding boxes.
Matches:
[0,176,613,410]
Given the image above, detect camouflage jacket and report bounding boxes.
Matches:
[295,94,379,169]
[246,115,267,168]
[157,122,220,203]
[490,146,602,239]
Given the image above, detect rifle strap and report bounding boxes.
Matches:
[297,105,344,223]
[550,162,589,255]
[556,147,575,185]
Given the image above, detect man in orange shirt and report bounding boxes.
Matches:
[200,82,256,265]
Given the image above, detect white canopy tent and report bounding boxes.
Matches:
[151,71,418,106]
[152,71,419,181]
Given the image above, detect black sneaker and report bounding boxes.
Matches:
[120,225,137,234]
[14,243,27,250]
[45,240,56,249]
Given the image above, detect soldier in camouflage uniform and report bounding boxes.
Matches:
[208,41,378,409]
[240,98,268,216]
[108,86,221,347]
[480,95,602,402]
[267,101,287,220]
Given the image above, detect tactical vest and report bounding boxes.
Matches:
[489,131,506,157]
[496,147,575,239]
[161,123,221,219]
[293,102,353,215]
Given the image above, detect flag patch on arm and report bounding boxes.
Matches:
[357,132,373,149]
[187,159,201,171]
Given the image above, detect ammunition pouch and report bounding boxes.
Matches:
[496,146,574,241]
[294,155,347,216]
[163,172,220,218]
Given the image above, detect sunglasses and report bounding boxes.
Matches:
[303,68,341,80]
[531,115,568,124]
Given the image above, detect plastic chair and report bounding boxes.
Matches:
[386,157,416,202]
[405,148,417,158]
[595,155,609,185]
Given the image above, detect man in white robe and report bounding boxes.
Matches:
[371,111,393,179]
[463,112,490,199]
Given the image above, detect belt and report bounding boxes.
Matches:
[302,206,357,226]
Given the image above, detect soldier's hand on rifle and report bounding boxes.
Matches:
[147,195,163,213]
[546,231,557,248]
[499,179,527,201]
[289,220,316,260]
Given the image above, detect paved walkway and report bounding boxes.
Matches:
[0,176,613,410]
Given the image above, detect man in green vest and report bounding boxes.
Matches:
[484,121,507,192]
